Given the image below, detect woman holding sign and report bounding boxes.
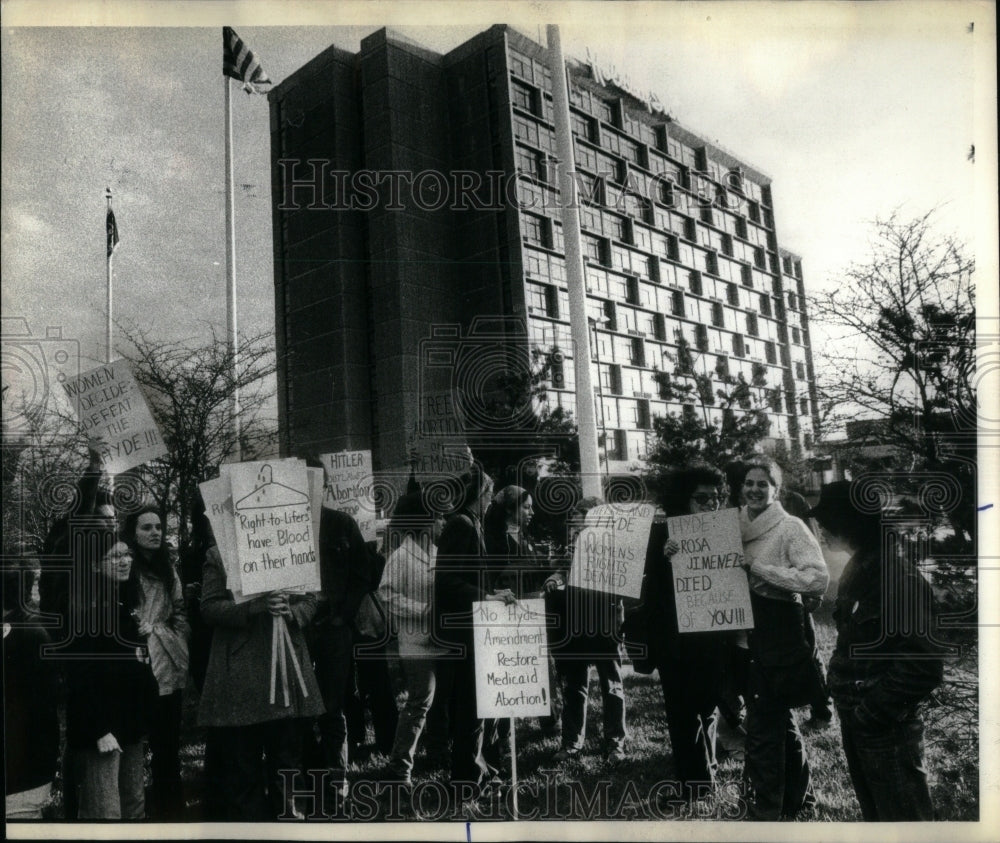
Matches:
[642,464,728,801]
[433,467,516,809]
[198,544,325,821]
[738,457,828,821]
[123,506,190,820]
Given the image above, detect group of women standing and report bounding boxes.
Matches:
[57,493,189,819]
[31,446,943,824]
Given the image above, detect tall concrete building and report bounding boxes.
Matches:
[268,25,821,476]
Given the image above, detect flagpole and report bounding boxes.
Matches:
[224,74,241,460]
[548,25,603,500]
[105,189,113,365]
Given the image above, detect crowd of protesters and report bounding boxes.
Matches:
[4,443,945,823]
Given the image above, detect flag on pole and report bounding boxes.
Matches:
[106,208,120,258]
[223,26,272,95]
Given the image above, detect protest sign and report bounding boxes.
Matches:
[62,359,167,473]
[473,597,550,719]
[320,449,376,542]
[666,507,754,633]
[229,459,319,596]
[567,503,655,599]
[199,476,252,604]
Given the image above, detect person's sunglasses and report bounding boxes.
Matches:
[690,493,721,506]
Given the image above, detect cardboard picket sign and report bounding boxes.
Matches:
[567,502,655,599]
[229,459,319,597]
[199,476,252,604]
[62,359,167,474]
[473,598,550,719]
[320,450,376,542]
[665,507,754,633]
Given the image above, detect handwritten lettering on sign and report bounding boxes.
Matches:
[567,503,654,599]
[230,460,319,596]
[473,598,550,719]
[62,360,167,473]
[666,507,754,632]
[320,450,376,542]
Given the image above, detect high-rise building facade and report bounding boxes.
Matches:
[268,25,820,474]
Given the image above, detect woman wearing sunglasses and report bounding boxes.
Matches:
[642,464,729,802]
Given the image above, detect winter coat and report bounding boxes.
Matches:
[137,570,190,695]
[739,502,828,601]
[197,546,325,727]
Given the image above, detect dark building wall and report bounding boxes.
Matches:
[269,46,370,459]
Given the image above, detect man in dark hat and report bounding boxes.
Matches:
[810,480,944,821]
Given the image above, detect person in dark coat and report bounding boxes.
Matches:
[543,497,627,763]
[811,480,944,821]
[198,545,325,821]
[641,464,728,800]
[65,529,158,819]
[432,467,515,807]
[4,561,60,819]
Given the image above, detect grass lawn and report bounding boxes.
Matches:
[41,607,978,823]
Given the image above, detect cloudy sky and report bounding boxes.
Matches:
[1,0,995,397]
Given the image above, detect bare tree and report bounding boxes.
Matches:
[118,325,278,547]
[810,210,974,464]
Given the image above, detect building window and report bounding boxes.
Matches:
[753,247,766,270]
[804,432,812,450]
[688,270,703,296]
[800,397,809,416]
[595,97,616,124]
[695,324,709,352]
[741,263,754,288]
[787,291,797,310]
[625,275,640,305]
[571,111,596,142]
[792,327,801,344]
[705,251,719,276]
[715,355,730,377]
[746,312,759,337]
[794,260,803,280]
[653,313,667,341]
[727,283,739,306]
[511,80,539,115]
[731,333,745,358]
[630,336,646,366]
[637,398,651,430]
[748,201,761,223]
[603,299,617,331]
[700,206,715,225]
[609,364,623,395]
[795,362,805,380]
[671,289,685,317]
[721,233,734,257]
[521,213,551,248]
[759,294,772,317]
[545,285,560,319]
[711,301,725,327]
[765,341,776,364]
[684,216,698,242]
[735,216,748,239]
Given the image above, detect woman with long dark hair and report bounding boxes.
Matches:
[433,467,514,810]
[738,457,828,820]
[122,505,190,820]
[65,527,158,819]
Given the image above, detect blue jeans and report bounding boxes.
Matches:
[838,707,935,820]
[558,656,626,752]
[389,658,437,776]
[74,742,145,819]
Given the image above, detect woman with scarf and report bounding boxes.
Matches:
[738,457,828,820]
[122,505,190,819]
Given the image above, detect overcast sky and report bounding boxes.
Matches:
[1,0,995,401]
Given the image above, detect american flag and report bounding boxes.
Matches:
[223,26,272,94]
[106,208,119,258]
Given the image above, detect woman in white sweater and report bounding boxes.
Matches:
[738,458,828,821]
[378,492,446,785]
